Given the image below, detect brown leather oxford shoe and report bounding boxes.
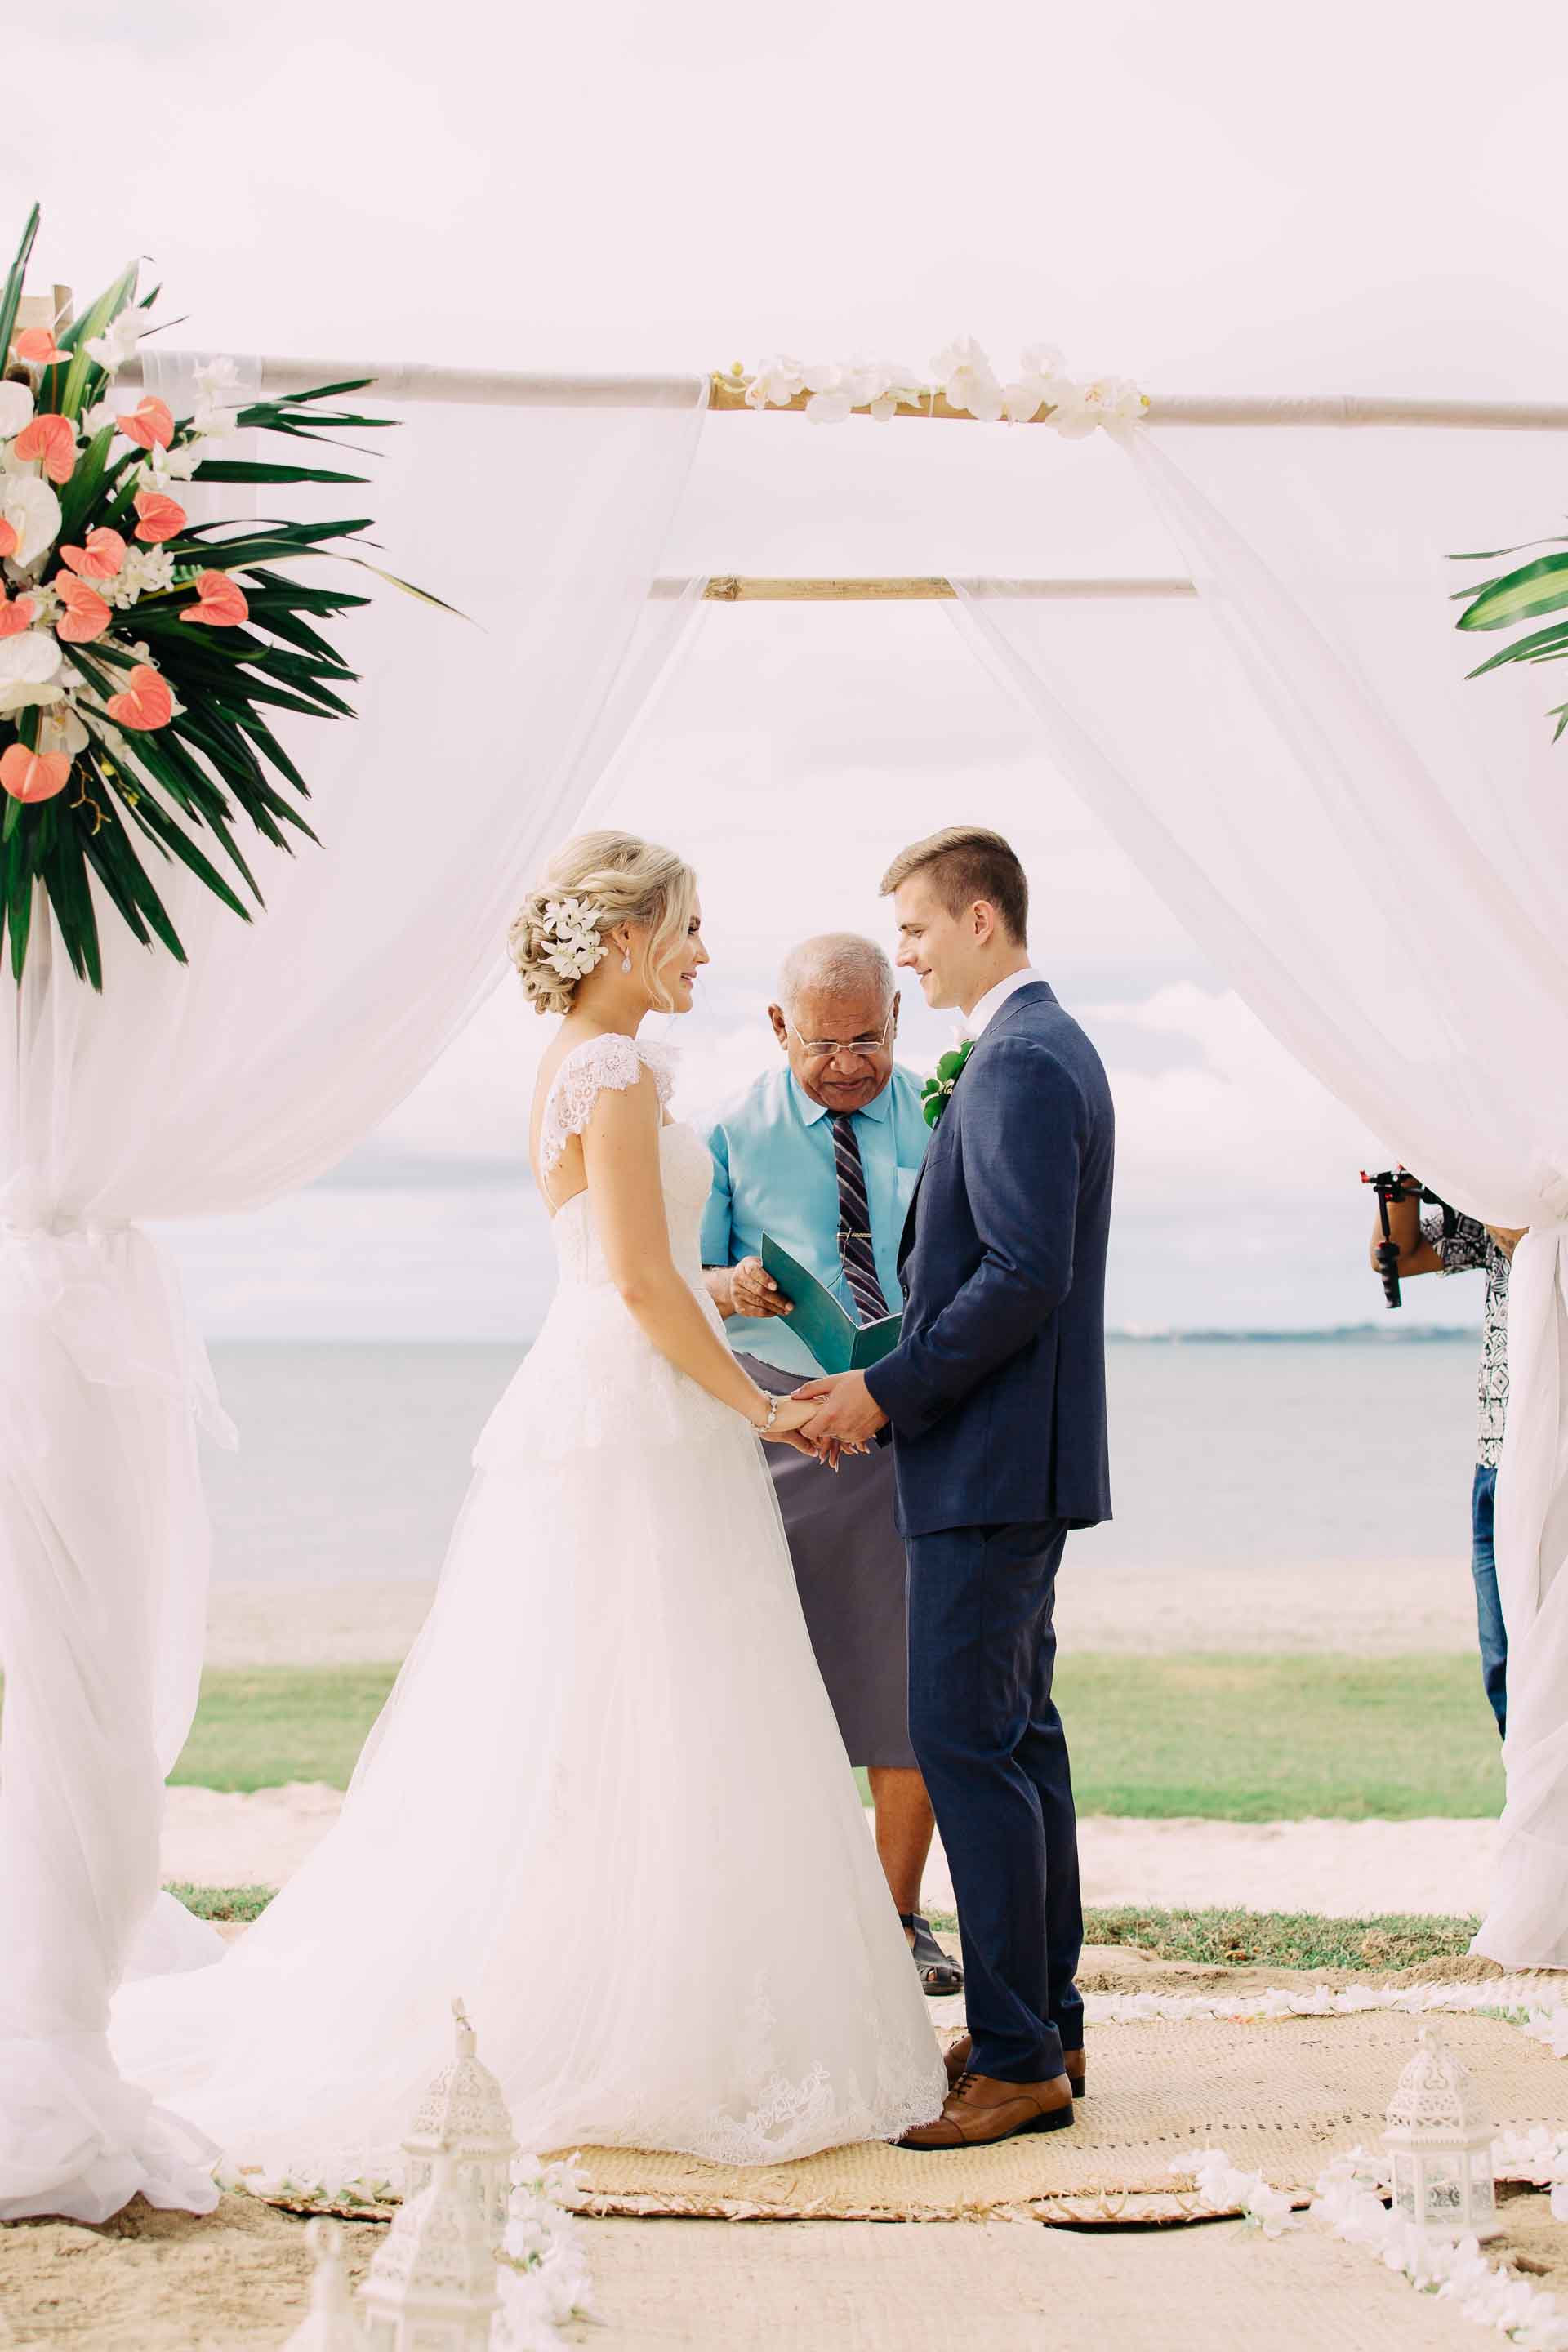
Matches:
[942,2032,1085,2098]
[898,2067,1075,2150]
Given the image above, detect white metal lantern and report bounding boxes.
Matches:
[1383,2027,1500,2240]
[402,1995,518,2244]
[282,2217,368,2350]
[359,2148,500,2352]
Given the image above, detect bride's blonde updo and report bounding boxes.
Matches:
[508,831,698,1018]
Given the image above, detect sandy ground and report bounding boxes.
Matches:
[160,1782,1497,1917]
[0,2197,1519,2352]
[204,1555,1477,1669]
[9,1943,1536,2350]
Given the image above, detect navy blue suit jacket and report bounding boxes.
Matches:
[865,980,1114,1538]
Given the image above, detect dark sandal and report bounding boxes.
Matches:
[900,1912,964,1998]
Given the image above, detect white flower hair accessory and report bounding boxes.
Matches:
[540,895,609,982]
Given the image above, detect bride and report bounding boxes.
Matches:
[112,830,945,2185]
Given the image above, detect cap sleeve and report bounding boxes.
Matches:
[540,1034,670,1177]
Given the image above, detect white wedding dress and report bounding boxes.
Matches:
[112,1032,943,2189]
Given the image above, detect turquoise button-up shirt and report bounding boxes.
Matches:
[701,1063,931,1379]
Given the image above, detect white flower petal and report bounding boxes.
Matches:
[0,381,34,438]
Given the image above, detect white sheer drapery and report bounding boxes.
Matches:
[952,422,1568,1967]
[0,368,707,2221]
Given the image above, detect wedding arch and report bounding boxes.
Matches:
[4,339,1568,2225]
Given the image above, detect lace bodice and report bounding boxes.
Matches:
[538,1034,709,1290]
[476,1034,728,1466]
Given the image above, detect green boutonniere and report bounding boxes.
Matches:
[920,1040,975,1129]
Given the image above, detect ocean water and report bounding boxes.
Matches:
[203,1334,1485,1588]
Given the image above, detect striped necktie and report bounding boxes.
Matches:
[831,1113,889,1324]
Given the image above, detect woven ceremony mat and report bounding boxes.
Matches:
[559,2010,1568,2225]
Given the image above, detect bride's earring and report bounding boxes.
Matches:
[621,946,632,974]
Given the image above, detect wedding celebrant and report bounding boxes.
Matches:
[797,827,1114,2150]
[701,933,960,1997]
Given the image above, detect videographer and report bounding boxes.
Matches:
[1370,1183,1526,1738]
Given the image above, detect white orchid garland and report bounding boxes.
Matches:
[1084,1976,1564,2038]
[1176,2143,1568,2350]
[739,338,1147,435]
[1174,2146,1300,2236]
[492,2153,597,2351]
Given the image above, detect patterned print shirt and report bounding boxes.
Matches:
[1421,1208,1510,1469]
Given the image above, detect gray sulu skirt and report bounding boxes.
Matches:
[739,1353,917,1771]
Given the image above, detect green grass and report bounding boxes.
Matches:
[171,1653,1504,1821]
[1075,1906,1480,1972]
[170,1665,398,1792]
[170,1884,1484,1971]
[165,1882,276,1923]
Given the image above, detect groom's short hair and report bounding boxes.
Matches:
[880,827,1029,945]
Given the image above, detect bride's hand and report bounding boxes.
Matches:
[758,1394,819,1443]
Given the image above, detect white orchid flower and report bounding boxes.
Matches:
[932,337,1004,423]
[0,629,64,712]
[148,439,202,483]
[38,702,88,758]
[100,545,176,608]
[1002,378,1049,425]
[85,307,148,372]
[0,473,61,570]
[1053,376,1149,439]
[0,380,34,439]
[192,401,241,440]
[805,388,856,425]
[744,355,808,411]
[194,355,243,401]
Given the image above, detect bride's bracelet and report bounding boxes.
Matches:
[752,1391,781,1434]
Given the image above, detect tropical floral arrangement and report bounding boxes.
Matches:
[0,203,442,987]
[1453,526,1568,743]
[731,339,1148,434]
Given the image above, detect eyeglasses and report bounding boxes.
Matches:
[786,1008,895,1062]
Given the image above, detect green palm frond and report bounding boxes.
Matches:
[1452,523,1568,745]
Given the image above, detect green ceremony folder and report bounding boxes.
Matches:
[760,1234,903,1377]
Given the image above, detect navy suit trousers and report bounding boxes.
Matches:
[906,1517,1084,2082]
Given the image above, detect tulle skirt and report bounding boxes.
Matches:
[112,1347,945,2184]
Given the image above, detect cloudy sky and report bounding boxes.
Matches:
[20,0,1566,1336]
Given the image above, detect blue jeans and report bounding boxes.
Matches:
[1472,1463,1508,1739]
[905,1518,1082,2083]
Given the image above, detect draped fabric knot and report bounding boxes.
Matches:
[0,1173,130,1239]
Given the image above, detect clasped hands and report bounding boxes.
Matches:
[728,1256,889,1464]
[764,1371,887,1467]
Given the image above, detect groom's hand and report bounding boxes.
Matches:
[792,1371,889,1451]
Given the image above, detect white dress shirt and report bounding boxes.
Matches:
[961,965,1045,1040]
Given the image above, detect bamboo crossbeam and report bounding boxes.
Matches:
[688,576,1197,602]
[119,354,1568,431]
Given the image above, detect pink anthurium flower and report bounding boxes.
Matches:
[0,595,36,639]
[104,664,173,731]
[59,526,127,581]
[115,395,175,452]
[131,488,186,544]
[0,742,72,801]
[179,568,249,627]
[13,412,77,485]
[0,518,16,562]
[12,327,67,367]
[54,576,112,643]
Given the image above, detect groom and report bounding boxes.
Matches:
[796,826,1113,2150]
